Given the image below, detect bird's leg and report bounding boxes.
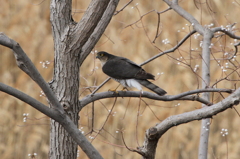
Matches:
[138,90,143,107]
[121,87,129,91]
[108,84,121,94]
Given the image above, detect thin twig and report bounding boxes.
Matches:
[229,41,240,60]
[124,9,155,29]
[90,78,111,95]
[153,7,172,43]
[140,30,196,66]
[114,0,133,15]
[120,131,146,156]
[233,106,240,117]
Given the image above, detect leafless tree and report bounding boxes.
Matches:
[1,0,240,159]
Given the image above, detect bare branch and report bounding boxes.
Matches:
[90,78,111,95]
[231,42,240,60]
[138,87,240,158]
[140,30,196,66]
[0,33,64,113]
[114,0,133,15]
[152,13,162,44]
[80,88,232,109]
[120,131,146,156]
[212,25,240,60]
[0,82,103,159]
[212,25,240,40]
[80,0,120,65]
[163,0,204,35]
[0,83,58,119]
[69,0,119,54]
[152,7,172,43]
[124,9,156,29]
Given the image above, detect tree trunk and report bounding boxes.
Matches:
[49,0,79,158]
[49,48,80,158]
[48,0,118,158]
[198,29,213,159]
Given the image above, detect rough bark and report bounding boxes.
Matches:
[0,33,103,159]
[49,0,81,157]
[49,0,119,158]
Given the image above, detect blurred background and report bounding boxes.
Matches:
[1,0,240,158]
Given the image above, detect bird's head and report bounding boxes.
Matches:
[96,51,110,66]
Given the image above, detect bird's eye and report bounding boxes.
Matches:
[100,53,104,56]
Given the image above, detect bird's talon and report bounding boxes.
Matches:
[121,87,128,91]
[108,89,119,94]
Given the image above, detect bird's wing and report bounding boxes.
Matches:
[119,57,155,79]
[103,57,155,80]
[119,57,139,67]
[102,57,141,79]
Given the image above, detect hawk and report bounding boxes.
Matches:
[96,51,167,96]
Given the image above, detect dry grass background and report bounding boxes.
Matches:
[1,0,240,158]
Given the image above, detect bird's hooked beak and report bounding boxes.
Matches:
[96,53,108,66]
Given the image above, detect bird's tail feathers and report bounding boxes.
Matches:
[136,79,167,96]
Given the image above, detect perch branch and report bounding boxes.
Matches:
[80,88,233,109]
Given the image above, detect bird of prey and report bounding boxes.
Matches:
[96,51,167,96]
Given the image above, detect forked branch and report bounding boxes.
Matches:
[0,33,104,159]
[0,33,64,113]
[137,87,240,159]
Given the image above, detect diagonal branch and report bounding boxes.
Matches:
[163,0,204,35]
[140,30,196,66]
[0,82,59,120]
[0,33,64,113]
[80,0,120,65]
[69,0,117,54]
[114,0,133,15]
[0,33,104,159]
